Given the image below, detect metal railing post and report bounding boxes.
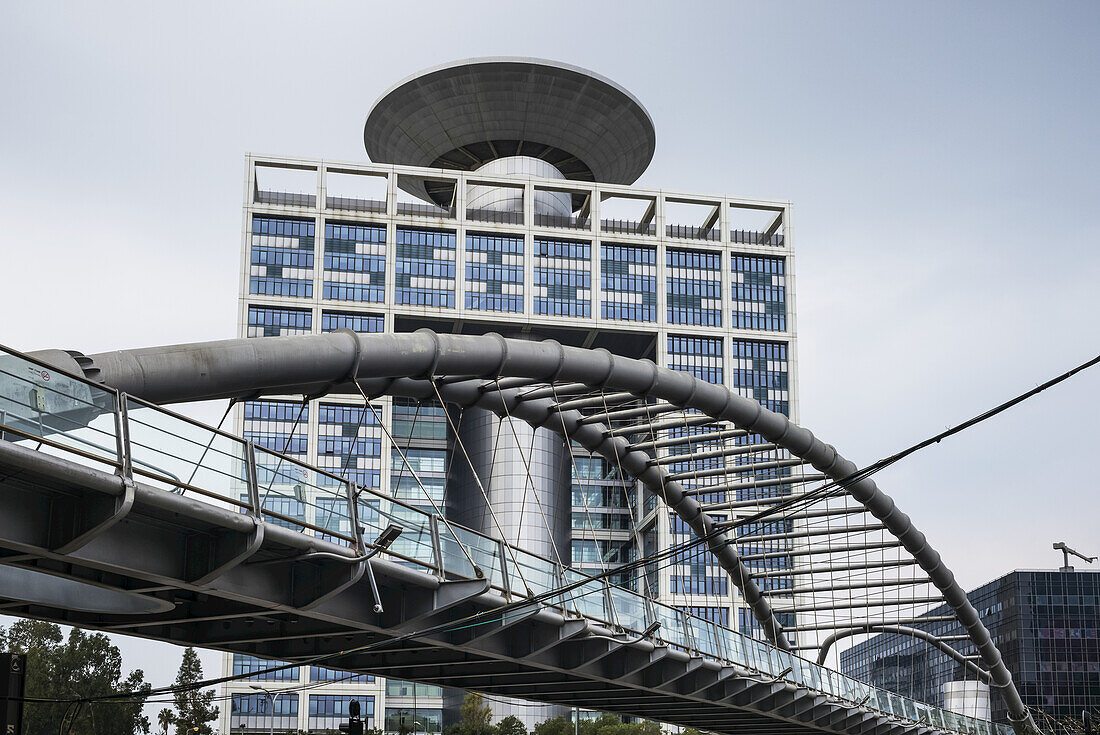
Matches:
[245,441,262,519]
[429,515,444,579]
[680,608,697,653]
[496,539,512,599]
[601,578,619,631]
[114,394,132,480]
[346,481,365,552]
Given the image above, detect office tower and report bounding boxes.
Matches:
[841,569,1100,730]
[222,58,795,734]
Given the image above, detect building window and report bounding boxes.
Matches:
[601,243,656,322]
[231,692,298,733]
[534,237,590,317]
[667,335,723,385]
[465,232,523,312]
[731,255,786,332]
[667,248,721,326]
[309,695,375,731]
[385,708,443,734]
[323,222,386,303]
[681,606,730,627]
[729,339,789,415]
[309,666,374,683]
[231,654,299,682]
[669,515,727,596]
[320,311,384,333]
[247,305,312,338]
[395,227,455,308]
[317,403,381,490]
[385,680,442,698]
[249,216,315,298]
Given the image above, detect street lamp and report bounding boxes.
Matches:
[249,684,290,735]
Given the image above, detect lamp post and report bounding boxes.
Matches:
[249,684,288,735]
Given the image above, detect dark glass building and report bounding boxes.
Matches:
[840,570,1100,731]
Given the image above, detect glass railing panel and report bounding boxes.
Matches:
[451,526,504,590]
[253,446,353,546]
[368,499,437,571]
[508,547,562,608]
[608,586,648,633]
[687,616,722,658]
[0,349,119,470]
[124,400,252,512]
[563,569,608,621]
[722,628,753,669]
[652,604,689,651]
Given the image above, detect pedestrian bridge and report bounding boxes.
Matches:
[0,335,1030,735]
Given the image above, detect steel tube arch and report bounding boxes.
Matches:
[815,625,992,684]
[35,329,1036,731]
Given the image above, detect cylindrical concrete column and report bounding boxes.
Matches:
[446,406,572,564]
[942,681,991,720]
[468,156,572,216]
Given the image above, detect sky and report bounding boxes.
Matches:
[1,0,1099,706]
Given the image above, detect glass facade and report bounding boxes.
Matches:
[669,515,727,596]
[231,654,299,681]
[395,227,455,307]
[385,708,443,734]
[534,237,590,317]
[321,310,384,333]
[310,666,374,683]
[324,222,386,303]
[247,305,312,337]
[729,339,789,415]
[731,255,786,332]
[230,692,298,732]
[601,243,656,322]
[309,695,376,731]
[250,216,315,298]
[667,248,722,326]
[465,232,523,312]
[317,402,381,490]
[667,335,724,385]
[841,571,1100,728]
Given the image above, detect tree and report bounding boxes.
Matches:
[457,692,494,735]
[172,647,219,735]
[158,708,176,734]
[497,715,527,735]
[3,619,151,735]
[533,717,573,735]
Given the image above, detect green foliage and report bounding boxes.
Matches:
[158,708,176,734]
[680,728,706,735]
[172,647,219,735]
[2,619,151,735]
[533,714,662,735]
[457,692,494,735]
[533,716,573,735]
[496,715,527,735]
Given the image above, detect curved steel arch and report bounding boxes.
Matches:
[41,329,1035,731]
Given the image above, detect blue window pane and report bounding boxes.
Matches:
[324,222,386,303]
[250,216,315,298]
[731,255,786,332]
[601,243,656,322]
[667,249,722,326]
[247,305,312,338]
[667,335,724,385]
[320,311,383,333]
[395,228,455,308]
[534,237,590,317]
[465,232,523,312]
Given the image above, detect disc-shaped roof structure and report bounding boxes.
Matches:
[364,57,656,208]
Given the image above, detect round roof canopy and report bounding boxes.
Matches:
[364,57,656,208]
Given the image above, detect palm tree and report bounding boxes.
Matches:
[158,707,176,735]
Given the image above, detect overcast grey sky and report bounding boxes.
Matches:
[2,0,1098,693]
